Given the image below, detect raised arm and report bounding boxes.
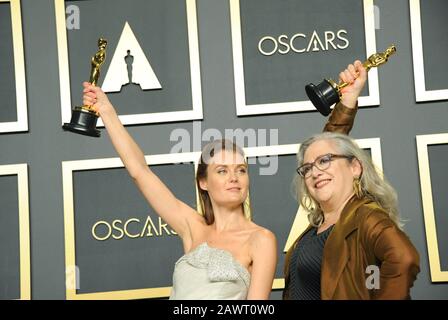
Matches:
[323,60,367,134]
[82,82,202,245]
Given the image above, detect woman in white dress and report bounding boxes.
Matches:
[82,84,277,299]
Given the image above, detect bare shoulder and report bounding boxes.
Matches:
[245,223,277,267]
[247,223,277,249]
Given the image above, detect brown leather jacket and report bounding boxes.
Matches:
[283,196,420,299]
[283,103,420,299]
[323,101,358,134]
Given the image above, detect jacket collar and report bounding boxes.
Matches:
[321,196,374,299]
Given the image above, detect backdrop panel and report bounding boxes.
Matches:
[0,164,30,300]
[410,0,448,102]
[0,0,27,133]
[62,152,199,299]
[417,133,448,282]
[230,0,379,116]
[56,0,203,128]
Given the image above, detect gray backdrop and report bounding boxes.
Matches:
[421,0,448,91]
[0,175,20,299]
[0,2,17,122]
[0,0,447,299]
[73,163,195,293]
[241,0,369,105]
[67,0,193,115]
[428,144,448,271]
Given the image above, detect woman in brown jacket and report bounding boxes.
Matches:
[283,132,420,299]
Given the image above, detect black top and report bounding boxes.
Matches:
[288,225,334,300]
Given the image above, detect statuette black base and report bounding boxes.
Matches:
[305,80,340,116]
[63,108,100,137]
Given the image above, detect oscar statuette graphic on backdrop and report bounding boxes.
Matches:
[63,38,108,137]
[305,45,397,116]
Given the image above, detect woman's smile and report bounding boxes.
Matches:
[314,178,332,189]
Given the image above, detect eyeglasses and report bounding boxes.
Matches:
[296,153,354,178]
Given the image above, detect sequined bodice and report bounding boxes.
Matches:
[169,243,251,300]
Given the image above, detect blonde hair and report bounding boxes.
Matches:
[295,132,402,228]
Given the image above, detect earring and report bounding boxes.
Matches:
[353,177,363,198]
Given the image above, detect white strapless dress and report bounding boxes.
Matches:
[169,242,251,300]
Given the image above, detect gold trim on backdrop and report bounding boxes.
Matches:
[416,133,448,282]
[62,152,200,300]
[410,0,448,102]
[229,0,379,116]
[0,0,28,133]
[55,0,203,127]
[244,138,383,290]
[0,164,31,300]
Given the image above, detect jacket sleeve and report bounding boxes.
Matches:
[362,210,420,300]
[323,102,358,134]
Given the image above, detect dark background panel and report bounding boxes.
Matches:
[248,155,299,281]
[0,0,447,299]
[73,163,195,293]
[0,2,18,123]
[0,175,21,300]
[240,0,368,106]
[248,154,301,299]
[420,0,448,91]
[427,143,448,271]
[66,0,193,115]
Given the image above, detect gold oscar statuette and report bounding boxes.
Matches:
[305,45,397,116]
[63,38,108,137]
